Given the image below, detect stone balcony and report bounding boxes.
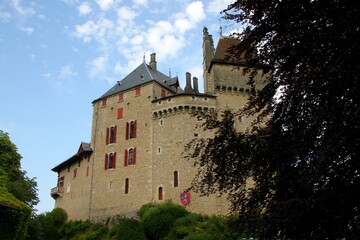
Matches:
[50,186,64,199]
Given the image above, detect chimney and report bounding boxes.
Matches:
[149,53,157,70]
[184,72,193,93]
[193,77,199,93]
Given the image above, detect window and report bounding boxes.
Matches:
[105,152,116,170]
[158,187,163,200]
[126,120,137,139]
[174,171,178,187]
[106,126,117,144]
[125,178,129,194]
[161,88,166,97]
[58,176,64,187]
[101,98,107,106]
[73,168,77,178]
[86,166,89,176]
[135,87,141,96]
[117,108,123,119]
[124,147,136,166]
[119,93,124,101]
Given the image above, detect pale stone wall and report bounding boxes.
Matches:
[89,82,155,221]
[54,155,91,220]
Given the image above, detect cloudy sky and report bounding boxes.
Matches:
[0,0,237,213]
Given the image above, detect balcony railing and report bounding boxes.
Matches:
[50,186,64,199]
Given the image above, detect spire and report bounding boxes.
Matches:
[143,52,145,63]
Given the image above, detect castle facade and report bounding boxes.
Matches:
[51,28,268,221]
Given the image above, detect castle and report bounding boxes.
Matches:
[51,28,268,221]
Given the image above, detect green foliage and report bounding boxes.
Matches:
[140,201,189,240]
[0,130,39,209]
[26,208,68,240]
[59,220,108,240]
[187,0,360,238]
[48,207,68,229]
[0,169,31,240]
[113,219,146,240]
[165,213,234,240]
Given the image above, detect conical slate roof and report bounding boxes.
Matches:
[93,62,182,102]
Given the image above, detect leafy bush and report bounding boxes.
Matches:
[60,220,108,240]
[165,213,234,240]
[114,219,146,240]
[140,202,189,240]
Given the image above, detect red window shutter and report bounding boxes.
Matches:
[133,147,136,165]
[135,87,141,95]
[126,122,129,140]
[124,149,128,166]
[102,98,107,106]
[106,128,109,145]
[134,120,137,138]
[119,93,124,101]
[113,152,116,169]
[114,126,117,143]
[105,154,108,170]
[159,187,163,200]
[117,108,123,119]
[161,88,166,97]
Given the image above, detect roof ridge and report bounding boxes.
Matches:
[144,62,154,80]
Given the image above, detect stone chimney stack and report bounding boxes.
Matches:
[184,72,193,93]
[149,53,157,70]
[193,77,199,93]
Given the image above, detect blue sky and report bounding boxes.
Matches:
[0,0,235,214]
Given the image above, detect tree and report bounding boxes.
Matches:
[187,0,360,238]
[0,130,39,209]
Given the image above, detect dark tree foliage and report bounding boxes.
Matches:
[186,0,360,238]
[0,130,39,209]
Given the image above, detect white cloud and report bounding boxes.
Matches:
[132,0,148,7]
[11,0,35,17]
[95,0,114,11]
[78,2,92,15]
[74,18,114,44]
[117,6,137,21]
[20,26,34,34]
[207,0,231,14]
[0,10,11,22]
[185,1,205,23]
[88,56,108,78]
[59,65,78,79]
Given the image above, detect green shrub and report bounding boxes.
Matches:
[47,208,67,229]
[60,220,108,240]
[140,202,189,240]
[113,219,146,240]
[165,214,234,240]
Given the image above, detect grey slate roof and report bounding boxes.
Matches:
[51,142,93,172]
[93,62,183,103]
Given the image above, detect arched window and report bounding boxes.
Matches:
[108,153,114,169]
[125,178,129,194]
[126,120,137,139]
[105,152,116,170]
[128,148,134,165]
[124,148,136,166]
[109,126,115,143]
[129,121,135,138]
[158,187,163,200]
[173,171,178,187]
[106,125,117,144]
